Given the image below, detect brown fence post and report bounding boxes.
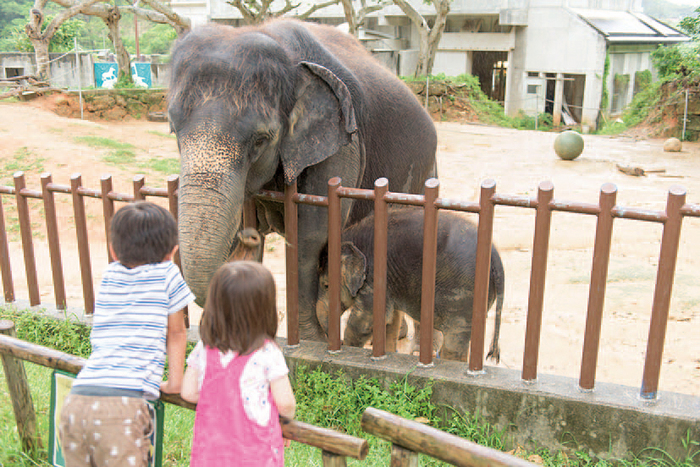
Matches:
[327,177,343,352]
[14,172,41,306]
[167,175,189,328]
[285,182,299,346]
[419,178,440,366]
[321,450,347,467]
[0,320,41,454]
[101,175,115,263]
[579,183,617,390]
[641,185,686,399]
[0,193,15,303]
[390,444,420,466]
[470,179,496,373]
[41,173,67,310]
[372,178,389,359]
[522,181,554,381]
[133,174,145,201]
[243,197,258,230]
[71,174,95,315]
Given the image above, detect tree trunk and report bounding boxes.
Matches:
[340,0,358,37]
[425,0,449,76]
[392,0,449,77]
[25,6,50,80]
[103,6,132,84]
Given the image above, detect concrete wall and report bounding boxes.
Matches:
[506,7,606,128]
[606,45,656,115]
[282,338,700,463]
[0,52,94,90]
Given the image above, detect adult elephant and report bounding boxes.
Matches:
[168,19,437,341]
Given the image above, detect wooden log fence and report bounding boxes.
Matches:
[0,325,369,466]
[0,173,698,400]
[361,407,538,467]
[0,324,545,466]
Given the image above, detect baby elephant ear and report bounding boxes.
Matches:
[340,242,366,297]
[280,62,358,184]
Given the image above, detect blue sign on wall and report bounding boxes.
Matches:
[94,62,152,88]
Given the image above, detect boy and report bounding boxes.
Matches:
[59,201,195,467]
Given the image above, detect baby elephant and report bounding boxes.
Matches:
[316,208,504,362]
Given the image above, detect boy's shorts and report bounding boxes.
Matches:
[58,394,153,467]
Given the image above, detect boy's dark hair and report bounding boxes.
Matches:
[200,261,278,355]
[110,201,178,268]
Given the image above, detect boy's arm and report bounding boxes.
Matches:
[270,375,296,420]
[161,310,187,395]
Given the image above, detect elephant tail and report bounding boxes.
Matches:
[486,248,504,363]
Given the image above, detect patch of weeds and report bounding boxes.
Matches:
[73,136,135,150]
[2,147,45,181]
[102,149,137,166]
[147,130,176,139]
[0,306,92,358]
[140,157,180,175]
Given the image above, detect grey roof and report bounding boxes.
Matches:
[571,8,690,44]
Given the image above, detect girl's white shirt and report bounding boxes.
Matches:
[187,340,289,426]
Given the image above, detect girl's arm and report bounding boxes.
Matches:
[161,310,187,394]
[270,375,296,419]
[181,362,201,403]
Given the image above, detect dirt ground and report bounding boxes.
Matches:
[1,99,699,398]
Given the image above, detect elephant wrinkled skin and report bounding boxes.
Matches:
[168,20,437,340]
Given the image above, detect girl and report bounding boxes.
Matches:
[182,261,296,467]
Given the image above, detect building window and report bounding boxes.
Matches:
[527,71,539,77]
[5,67,23,78]
[527,84,540,94]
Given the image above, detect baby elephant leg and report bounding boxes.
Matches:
[440,322,471,362]
[385,309,403,353]
[411,322,444,357]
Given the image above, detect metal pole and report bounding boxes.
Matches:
[425,76,430,110]
[74,38,83,120]
[682,89,688,142]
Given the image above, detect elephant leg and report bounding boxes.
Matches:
[385,308,403,353]
[441,322,471,362]
[295,140,363,341]
[412,322,445,357]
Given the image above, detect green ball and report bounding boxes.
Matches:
[554,130,584,160]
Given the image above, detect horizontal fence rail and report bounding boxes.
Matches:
[1,173,699,399]
[0,322,369,464]
[361,407,538,467]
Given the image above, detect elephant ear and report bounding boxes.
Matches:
[281,62,358,184]
[341,242,367,297]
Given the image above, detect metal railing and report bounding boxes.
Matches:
[1,172,698,400]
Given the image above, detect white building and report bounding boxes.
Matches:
[167,0,689,130]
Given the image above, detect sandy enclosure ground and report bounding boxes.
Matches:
[1,101,699,397]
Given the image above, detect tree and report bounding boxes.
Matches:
[226,0,341,25]
[679,6,700,40]
[24,0,106,80]
[25,0,190,83]
[392,0,449,77]
[338,0,389,37]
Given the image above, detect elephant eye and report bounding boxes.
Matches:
[252,134,269,148]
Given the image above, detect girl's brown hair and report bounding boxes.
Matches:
[199,261,278,355]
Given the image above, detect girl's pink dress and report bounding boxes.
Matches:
[190,346,284,467]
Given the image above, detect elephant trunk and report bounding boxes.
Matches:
[177,175,244,306]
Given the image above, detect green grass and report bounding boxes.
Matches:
[102,149,137,166]
[2,147,46,181]
[73,136,135,150]
[0,306,698,466]
[140,157,180,175]
[148,130,176,139]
